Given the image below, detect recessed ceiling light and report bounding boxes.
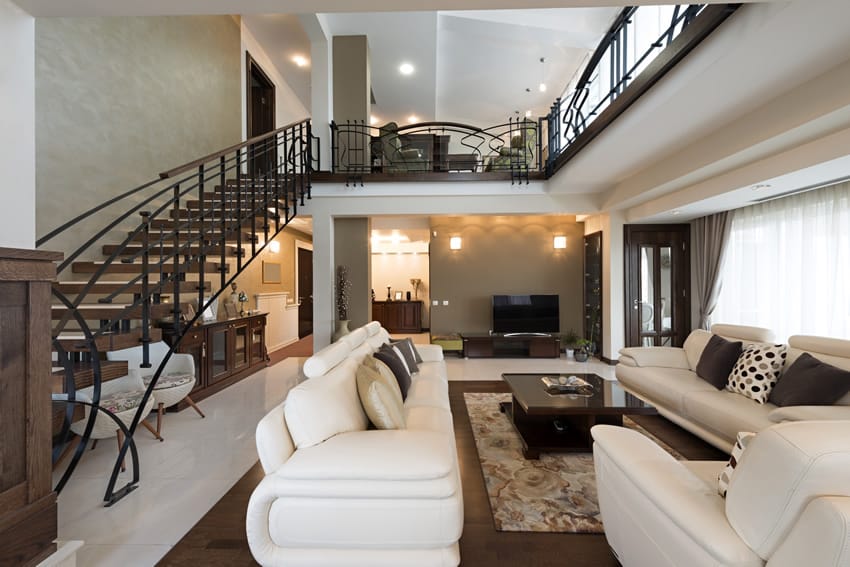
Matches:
[370,115,380,125]
[399,62,415,75]
[525,110,532,118]
[407,114,419,124]
[538,83,547,93]
[292,55,309,67]
[671,210,682,216]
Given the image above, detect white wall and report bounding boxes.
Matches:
[241,19,310,137]
[371,253,430,327]
[0,0,35,249]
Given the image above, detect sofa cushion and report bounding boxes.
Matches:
[696,334,743,389]
[362,356,404,403]
[616,365,718,414]
[391,338,420,372]
[404,406,454,435]
[683,329,713,371]
[405,378,451,411]
[284,359,368,448]
[718,431,756,497]
[683,390,775,442]
[356,363,405,430]
[726,344,788,404]
[374,346,412,399]
[768,352,850,406]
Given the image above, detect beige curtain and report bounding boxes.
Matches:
[693,211,732,329]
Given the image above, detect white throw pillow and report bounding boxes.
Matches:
[726,344,788,404]
[718,431,756,497]
[356,364,405,429]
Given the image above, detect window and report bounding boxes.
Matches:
[713,181,850,341]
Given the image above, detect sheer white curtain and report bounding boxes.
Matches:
[713,181,850,341]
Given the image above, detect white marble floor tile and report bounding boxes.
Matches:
[73,544,171,567]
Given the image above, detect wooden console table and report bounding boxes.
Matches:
[0,247,63,566]
[159,312,268,409]
[371,301,422,333]
[461,333,560,358]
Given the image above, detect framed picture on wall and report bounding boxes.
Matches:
[263,261,281,284]
[394,291,403,300]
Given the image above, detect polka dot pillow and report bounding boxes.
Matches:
[726,343,788,404]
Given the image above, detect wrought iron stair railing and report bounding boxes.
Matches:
[39,119,316,505]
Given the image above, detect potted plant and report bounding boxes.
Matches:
[561,329,579,358]
[574,338,592,362]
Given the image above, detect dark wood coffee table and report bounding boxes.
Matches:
[500,373,656,459]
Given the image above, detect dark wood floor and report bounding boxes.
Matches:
[159,380,726,566]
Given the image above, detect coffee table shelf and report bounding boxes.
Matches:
[501,373,655,459]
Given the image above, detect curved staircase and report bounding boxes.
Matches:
[42,120,314,505]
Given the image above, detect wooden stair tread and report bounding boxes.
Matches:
[51,302,184,320]
[52,360,129,391]
[71,261,228,274]
[55,328,163,352]
[54,281,211,293]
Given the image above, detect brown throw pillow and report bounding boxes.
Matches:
[390,338,420,374]
[768,352,850,406]
[696,334,743,389]
[374,345,412,399]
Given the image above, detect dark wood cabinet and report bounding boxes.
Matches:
[161,313,268,408]
[461,333,561,358]
[372,301,422,333]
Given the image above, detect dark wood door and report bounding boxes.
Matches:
[231,320,250,372]
[624,225,691,347]
[297,247,313,338]
[207,324,231,384]
[246,52,276,177]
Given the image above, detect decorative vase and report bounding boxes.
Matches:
[574,350,589,363]
[332,320,351,342]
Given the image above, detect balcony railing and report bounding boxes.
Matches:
[330,119,541,184]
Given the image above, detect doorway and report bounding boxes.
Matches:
[297,245,313,339]
[246,52,276,177]
[624,224,690,347]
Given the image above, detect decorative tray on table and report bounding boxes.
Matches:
[541,375,594,396]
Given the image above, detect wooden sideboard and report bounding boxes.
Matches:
[160,313,268,409]
[371,300,422,333]
[0,247,63,566]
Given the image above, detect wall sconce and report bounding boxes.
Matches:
[449,236,462,250]
[553,236,567,249]
[269,240,280,254]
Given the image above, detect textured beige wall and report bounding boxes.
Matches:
[229,227,312,308]
[35,16,242,263]
[429,215,585,337]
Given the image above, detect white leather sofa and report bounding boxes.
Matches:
[591,420,850,567]
[246,321,463,567]
[616,324,850,452]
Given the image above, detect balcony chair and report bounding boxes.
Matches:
[378,122,429,172]
[485,119,537,172]
[107,341,204,439]
[68,372,160,470]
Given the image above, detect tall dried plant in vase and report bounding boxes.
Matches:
[336,265,352,321]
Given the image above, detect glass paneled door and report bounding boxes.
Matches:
[625,225,691,347]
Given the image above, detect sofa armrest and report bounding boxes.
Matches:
[415,343,444,362]
[768,405,850,423]
[256,402,295,475]
[617,347,690,369]
[591,425,759,565]
[768,497,850,567]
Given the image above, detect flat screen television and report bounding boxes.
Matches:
[492,294,559,334]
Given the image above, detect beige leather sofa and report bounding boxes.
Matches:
[246,321,463,567]
[616,324,850,452]
[592,420,850,567]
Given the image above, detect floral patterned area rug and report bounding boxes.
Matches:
[464,392,683,533]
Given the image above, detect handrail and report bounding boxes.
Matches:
[160,118,310,179]
[49,118,313,506]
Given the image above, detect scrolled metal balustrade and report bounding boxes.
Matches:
[38,119,317,505]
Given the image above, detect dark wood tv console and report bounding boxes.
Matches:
[460,333,561,358]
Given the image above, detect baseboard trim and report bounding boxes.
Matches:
[600,355,618,366]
